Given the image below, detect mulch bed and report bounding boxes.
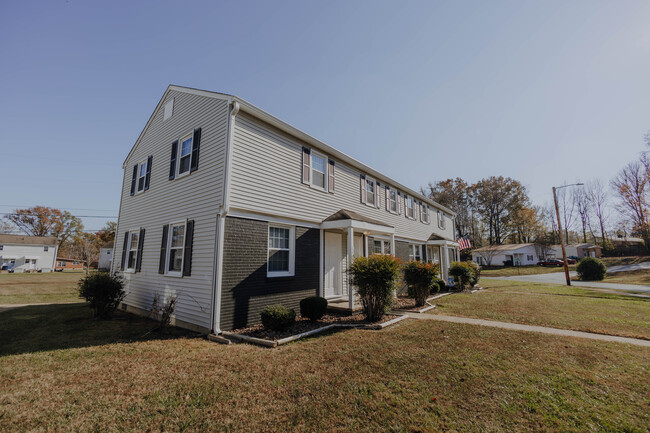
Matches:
[231,313,401,341]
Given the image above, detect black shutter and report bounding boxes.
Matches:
[120,231,129,270]
[190,128,201,172]
[360,174,366,203]
[169,141,178,180]
[328,159,335,193]
[182,220,194,276]
[130,165,137,196]
[302,147,311,184]
[159,224,168,274]
[144,155,152,190]
[135,228,145,272]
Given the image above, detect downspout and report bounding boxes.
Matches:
[211,100,240,334]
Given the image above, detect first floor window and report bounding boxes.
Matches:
[178,134,193,175]
[373,240,382,254]
[127,231,139,270]
[168,222,186,273]
[268,225,295,276]
[408,244,422,261]
[527,255,534,261]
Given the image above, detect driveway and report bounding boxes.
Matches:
[483,271,650,293]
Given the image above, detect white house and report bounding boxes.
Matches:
[549,243,602,259]
[113,85,459,333]
[472,243,542,266]
[98,241,114,271]
[0,234,58,273]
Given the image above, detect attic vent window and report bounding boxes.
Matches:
[164,99,174,121]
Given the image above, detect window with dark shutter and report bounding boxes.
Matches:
[190,128,201,172]
[144,156,152,190]
[360,174,366,203]
[302,147,311,184]
[120,231,129,270]
[159,224,168,274]
[183,220,194,276]
[169,140,178,180]
[328,160,335,192]
[135,228,145,272]
[130,165,137,196]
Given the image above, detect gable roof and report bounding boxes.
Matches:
[0,234,58,246]
[323,209,392,227]
[472,243,534,253]
[123,85,456,217]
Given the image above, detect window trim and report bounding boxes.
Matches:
[405,195,415,219]
[408,244,423,262]
[309,150,328,191]
[136,159,148,193]
[165,220,187,277]
[420,203,430,224]
[176,131,194,178]
[267,224,295,278]
[364,176,377,207]
[125,228,140,273]
[438,210,446,229]
[387,187,398,214]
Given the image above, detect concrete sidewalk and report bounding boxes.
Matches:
[407,313,650,347]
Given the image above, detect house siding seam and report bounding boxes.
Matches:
[111,90,229,330]
[220,216,319,331]
[229,113,455,242]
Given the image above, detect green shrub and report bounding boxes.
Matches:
[349,254,401,322]
[577,257,607,281]
[300,296,328,321]
[403,261,440,306]
[433,279,445,293]
[77,272,125,319]
[465,261,481,287]
[449,261,479,290]
[260,305,296,331]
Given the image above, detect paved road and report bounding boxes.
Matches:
[607,262,650,273]
[483,271,650,293]
[407,313,650,347]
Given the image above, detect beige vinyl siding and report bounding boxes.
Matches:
[229,113,455,242]
[112,90,229,330]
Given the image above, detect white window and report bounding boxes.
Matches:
[126,231,139,271]
[527,255,534,261]
[164,99,174,121]
[137,160,147,193]
[167,222,186,275]
[44,246,49,252]
[365,177,375,206]
[388,189,397,213]
[268,225,295,277]
[438,211,446,229]
[178,133,193,175]
[311,152,326,190]
[372,239,392,255]
[420,204,429,223]
[408,244,422,261]
[406,195,415,219]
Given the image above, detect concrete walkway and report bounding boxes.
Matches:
[483,272,650,293]
[406,312,650,347]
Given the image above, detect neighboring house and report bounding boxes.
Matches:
[472,243,541,266]
[0,234,58,273]
[610,235,645,255]
[113,85,459,334]
[98,241,114,270]
[55,258,84,271]
[549,243,602,259]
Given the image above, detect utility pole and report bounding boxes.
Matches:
[553,183,584,286]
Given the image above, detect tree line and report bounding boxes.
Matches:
[422,132,650,253]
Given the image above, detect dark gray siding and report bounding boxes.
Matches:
[395,240,410,262]
[220,216,319,330]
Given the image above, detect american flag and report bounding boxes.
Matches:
[457,235,472,250]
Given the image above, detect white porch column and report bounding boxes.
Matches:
[318,229,324,297]
[390,234,395,257]
[441,245,448,282]
[347,227,355,309]
[364,234,369,257]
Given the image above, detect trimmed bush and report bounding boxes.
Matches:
[577,257,607,281]
[433,279,445,294]
[78,272,125,319]
[403,261,440,306]
[261,305,296,331]
[449,261,479,290]
[465,261,481,288]
[300,296,328,321]
[349,254,401,322]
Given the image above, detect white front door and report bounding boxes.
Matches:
[324,232,343,298]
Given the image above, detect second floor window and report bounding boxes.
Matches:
[179,134,193,175]
[420,203,429,223]
[388,188,397,213]
[365,178,375,206]
[406,196,415,218]
[137,160,147,192]
[311,152,326,189]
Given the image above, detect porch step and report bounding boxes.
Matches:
[327,298,362,315]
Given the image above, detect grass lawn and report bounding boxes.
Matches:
[603,268,650,285]
[0,271,84,305]
[480,265,575,277]
[0,303,648,432]
[434,280,650,340]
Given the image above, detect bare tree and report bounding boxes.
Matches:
[574,186,590,243]
[0,221,15,234]
[586,179,609,247]
[556,184,577,243]
[70,233,101,275]
[611,160,649,249]
[475,245,501,266]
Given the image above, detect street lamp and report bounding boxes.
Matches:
[552,183,584,286]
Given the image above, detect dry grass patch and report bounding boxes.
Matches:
[0,272,83,305]
[480,265,575,277]
[1,304,649,432]
[433,280,650,340]
[604,268,650,285]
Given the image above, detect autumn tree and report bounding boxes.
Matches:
[470,176,529,245]
[611,160,649,250]
[0,221,15,234]
[3,206,83,249]
[510,206,546,244]
[96,221,117,245]
[422,178,479,242]
[70,232,101,275]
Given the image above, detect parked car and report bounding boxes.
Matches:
[537,259,563,267]
[566,258,577,264]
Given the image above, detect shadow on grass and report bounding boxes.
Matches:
[0,303,199,357]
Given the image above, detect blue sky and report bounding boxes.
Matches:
[1,0,649,231]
